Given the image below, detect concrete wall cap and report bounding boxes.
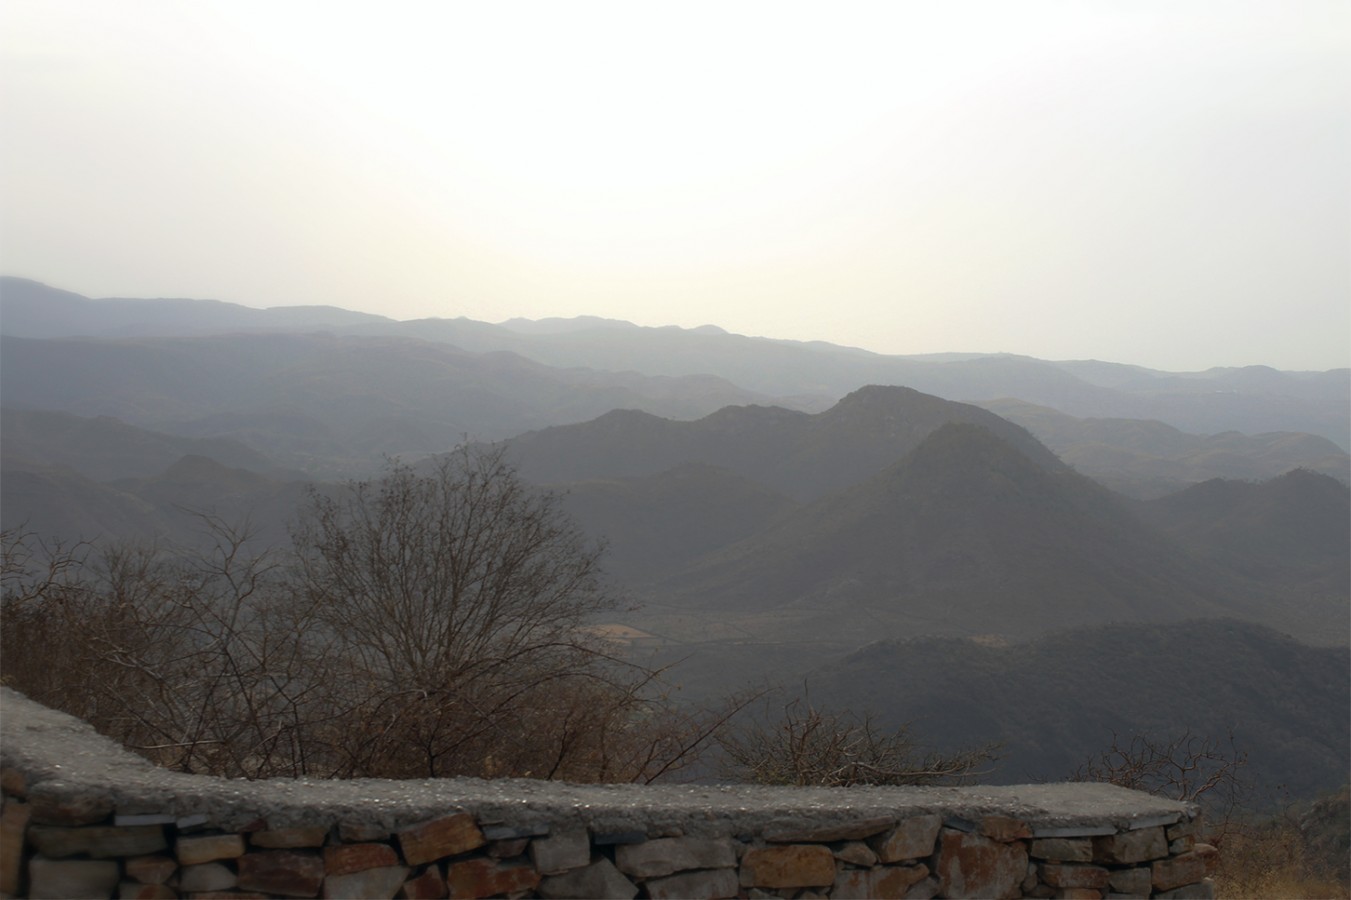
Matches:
[1,687,1198,838]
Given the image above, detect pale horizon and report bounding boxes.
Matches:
[3,1,1348,372]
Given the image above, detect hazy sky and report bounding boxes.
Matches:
[2,2,1347,371]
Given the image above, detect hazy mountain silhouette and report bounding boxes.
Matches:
[506,385,1062,502]
[6,278,1345,448]
[1,408,293,482]
[648,423,1247,645]
[559,463,798,585]
[0,276,389,337]
[0,332,782,477]
[2,452,308,550]
[0,457,168,543]
[1139,470,1350,630]
[982,399,1350,498]
[799,619,1349,801]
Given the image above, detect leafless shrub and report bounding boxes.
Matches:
[2,449,734,783]
[1072,730,1248,805]
[718,694,996,787]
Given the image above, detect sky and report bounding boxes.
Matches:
[2,1,1348,371]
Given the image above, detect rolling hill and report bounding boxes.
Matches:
[797,619,1350,801]
[505,385,1063,502]
[1138,469,1350,635]
[644,423,1256,644]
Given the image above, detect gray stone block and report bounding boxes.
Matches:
[28,856,120,900]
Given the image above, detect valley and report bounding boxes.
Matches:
[2,279,1347,804]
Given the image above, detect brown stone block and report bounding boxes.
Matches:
[832,863,929,899]
[339,821,390,843]
[397,865,447,899]
[738,845,835,889]
[177,834,246,866]
[236,849,324,898]
[936,830,1028,900]
[1153,851,1209,892]
[251,826,329,849]
[1054,890,1102,899]
[126,854,178,885]
[1194,842,1219,874]
[396,814,484,866]
[980,815,1032,842]
[906,875,940,899]
[831,840,878,867]
[1107,865,1152,897]
[1091,827,1167,864]
[1,799,31,895]
[1038,863,1109,889]
[867,814,942,864]
[446,857,541,898]
[324,842,399,876]
[1029,838,1092,862]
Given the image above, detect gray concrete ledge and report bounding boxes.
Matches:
[0,687,1195,838]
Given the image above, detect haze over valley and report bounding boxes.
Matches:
[2,278,1347,805]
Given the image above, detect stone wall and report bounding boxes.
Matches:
[0,688,1217,899]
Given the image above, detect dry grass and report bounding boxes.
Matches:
[1213,795,1350,900]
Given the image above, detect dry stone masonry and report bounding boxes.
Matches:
[0,688,1218,899]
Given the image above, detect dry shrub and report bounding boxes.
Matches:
[1215,794,1351,897]
[1,448,735,782]
[1073,733,1348,899]
[718,694,996,787]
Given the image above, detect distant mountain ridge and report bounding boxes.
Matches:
[4,277,1346,448]
[981,399,1350,497]
[645,422,1254,643]
[1140,469,1350,606]
[1,408,294,482]
[505,385,1064,502]
[0,330,783,477]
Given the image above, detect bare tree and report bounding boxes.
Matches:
[718,694,996,787]
[2,452,737,783]
[2,519,331,778]
[1072,730,1248,805]
[1072,729,1249,851]
[288,446,681,779]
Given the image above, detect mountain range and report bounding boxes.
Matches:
[2,276,1347,801]
[504,398,1345,648]
[5,277,1347,450]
